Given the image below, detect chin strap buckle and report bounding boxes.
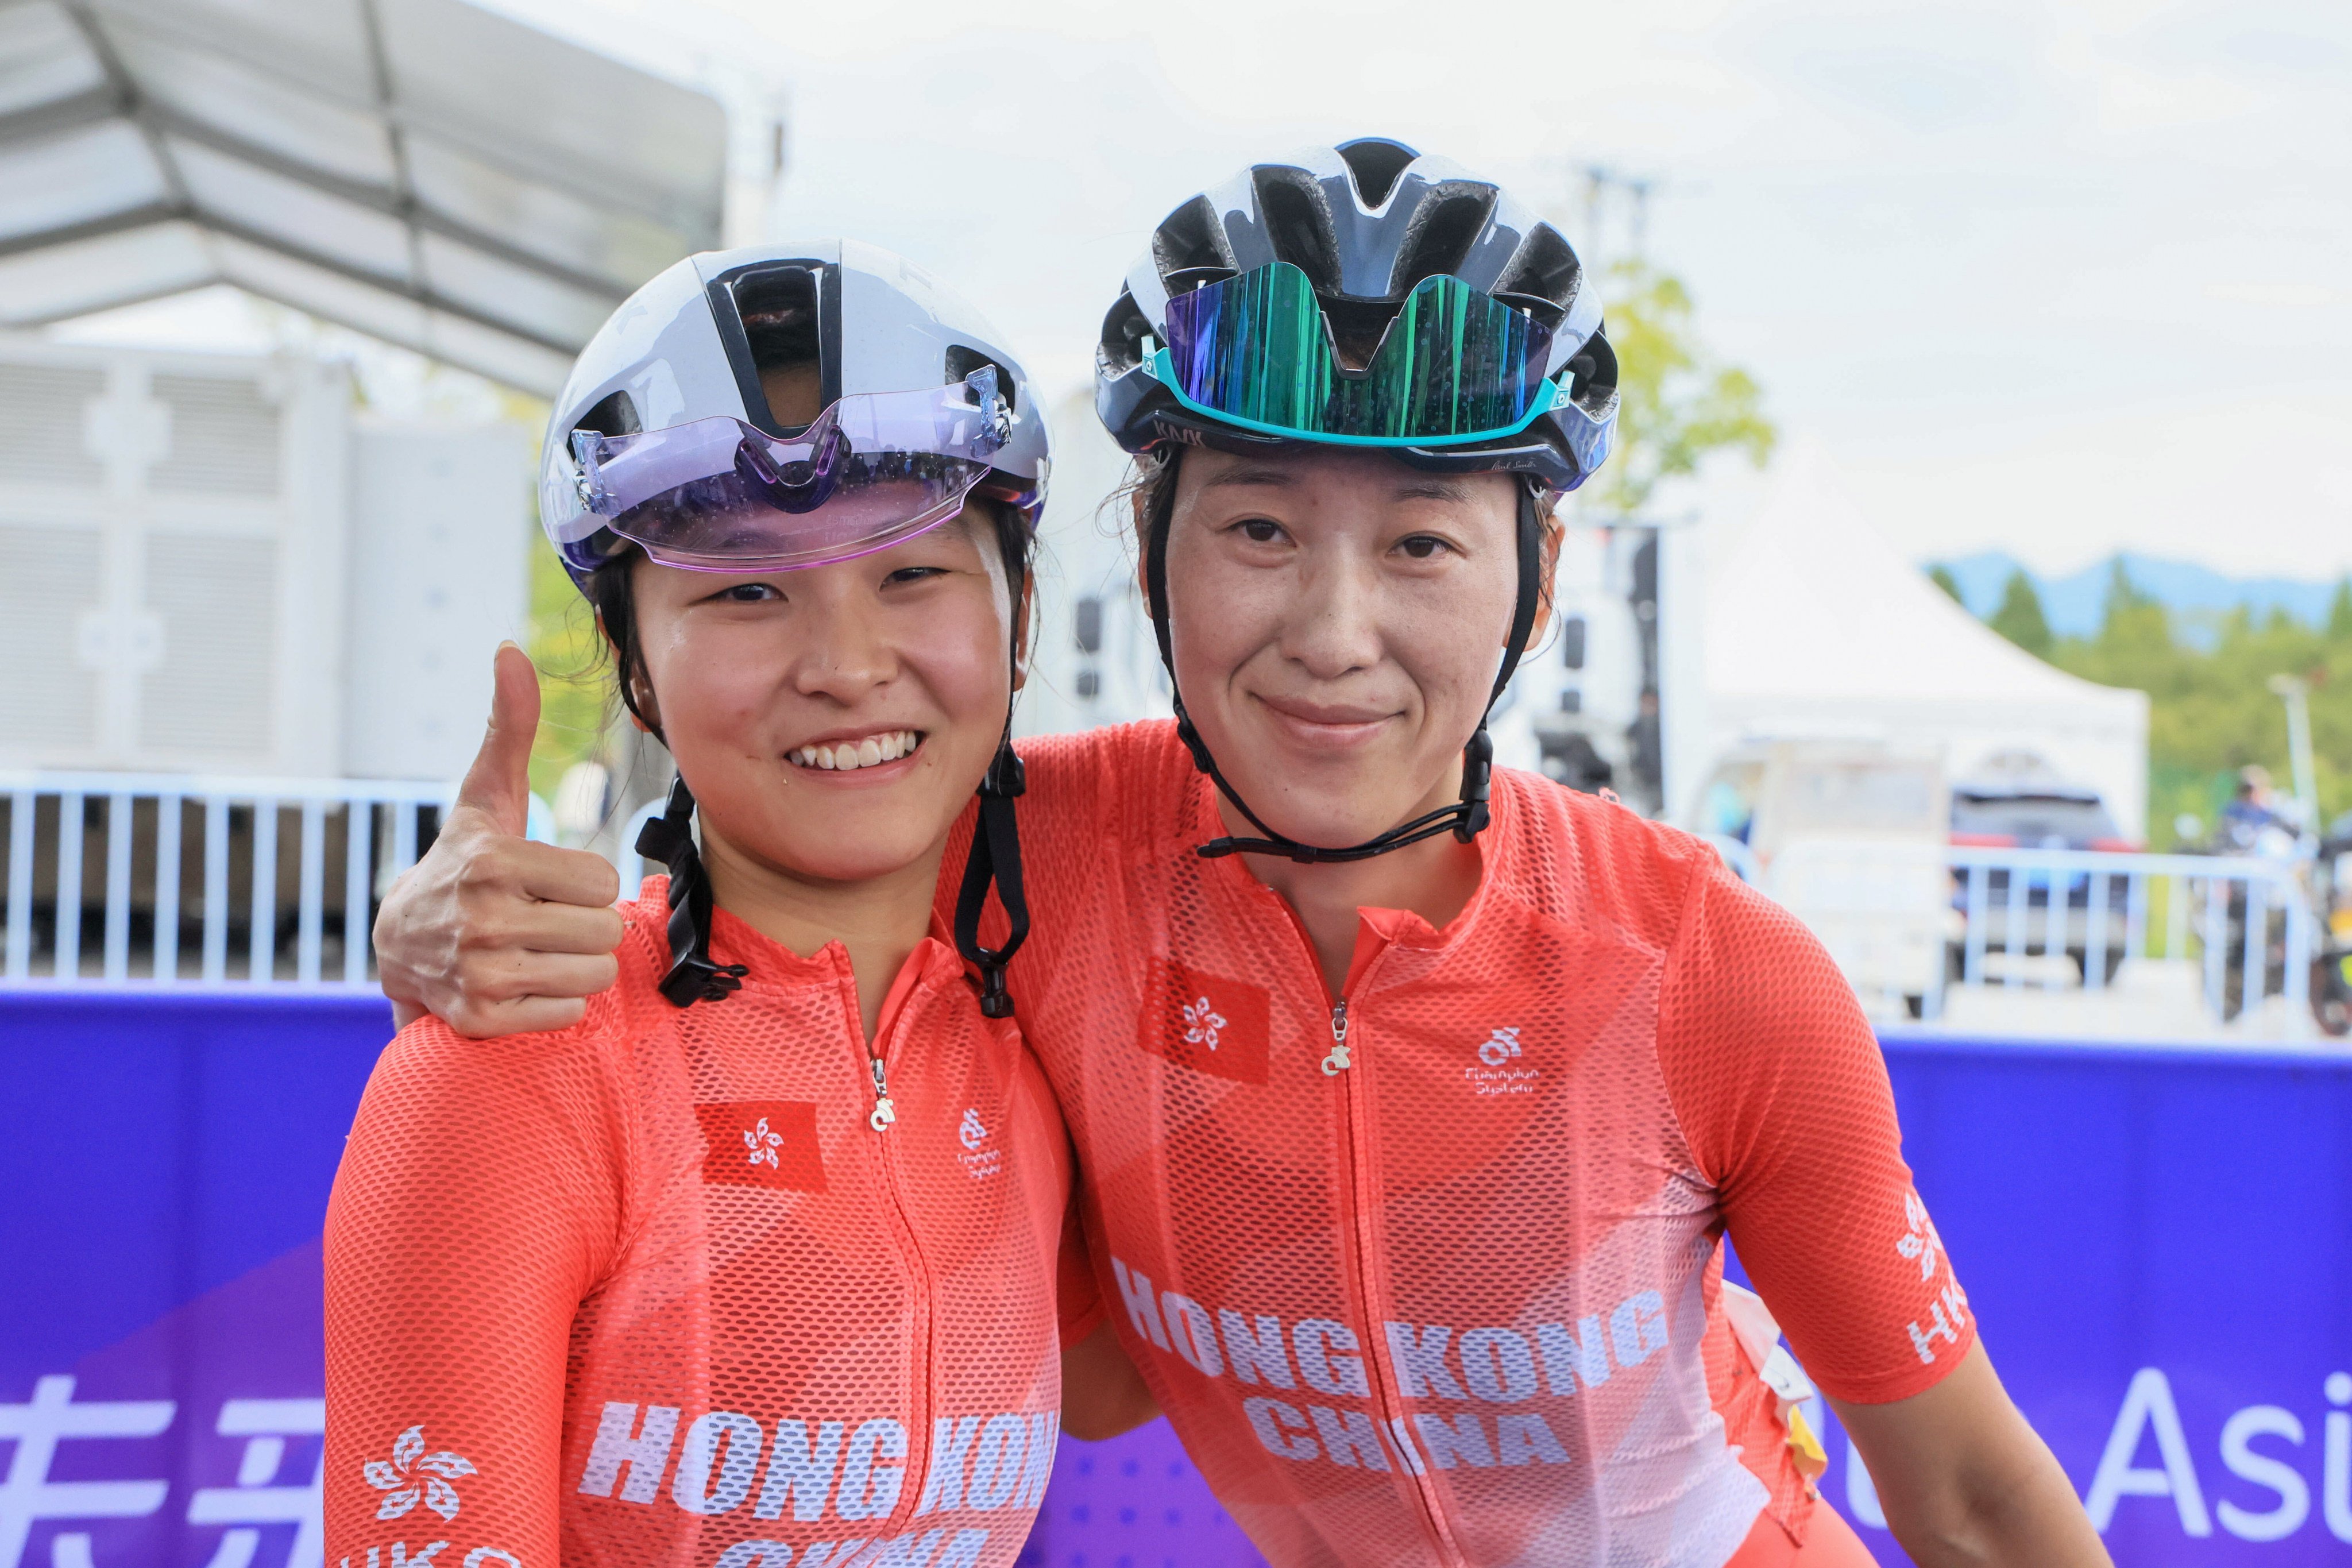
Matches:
[1454,724,1494,843]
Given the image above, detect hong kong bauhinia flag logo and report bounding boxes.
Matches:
[696,1101,828,1192]
[1142,958,1269,1086]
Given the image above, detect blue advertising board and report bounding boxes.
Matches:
[3,992,2350,1567]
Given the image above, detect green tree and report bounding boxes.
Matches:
[1987,568,2053,658]
[1927,563,1965,605]
[1587,260,1776,516]
[2328,576,2352,642]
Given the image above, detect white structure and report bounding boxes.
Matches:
[0,338,528,782]
[1014,391,1171,740]
[0,0,732,395]
[1694,451,2151,840]
[343,418,532,779]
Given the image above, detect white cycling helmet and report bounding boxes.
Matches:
[544,240,1045,1018]
[540,238,1050,583]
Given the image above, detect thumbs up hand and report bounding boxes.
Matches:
[374,643,625,1036]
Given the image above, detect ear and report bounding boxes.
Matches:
[1130,485,1157,622]
[629,673,662,735]
[1535,492,1567,630]
[1011,572,1036,693]
[594,607,663,736]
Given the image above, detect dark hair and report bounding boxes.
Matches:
[581,502,1038,741]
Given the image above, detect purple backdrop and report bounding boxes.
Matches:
[5,994,2351,1567]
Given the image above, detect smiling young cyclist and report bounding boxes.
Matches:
[325,241,1106,1568]
[372,147,2109,1567]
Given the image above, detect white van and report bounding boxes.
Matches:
[1688,740,1951,1018]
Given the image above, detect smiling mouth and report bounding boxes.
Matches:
[790,730,924,772]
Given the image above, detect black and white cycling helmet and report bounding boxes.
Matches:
[1095,140,1619,864]
[1096,137,1617,493]
[542,238,1049,585]
[541,240,1045,1017]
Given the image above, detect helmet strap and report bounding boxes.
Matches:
[636,775,750,1007]
[1143,455,1544,864]
[952,523,1033,1017]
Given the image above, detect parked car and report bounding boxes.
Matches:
[1689,741,1950,1018]
[1947,779,2138,986]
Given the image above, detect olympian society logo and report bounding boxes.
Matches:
[1466,1026,1539,1096]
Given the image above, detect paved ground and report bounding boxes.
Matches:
[1908,958,2324,1045]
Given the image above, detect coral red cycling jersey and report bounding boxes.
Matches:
[325,888,1085,1568]
[972,722,1972,1568]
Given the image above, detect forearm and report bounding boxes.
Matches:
[1060,1318,1161,1440]
[1835,1344,2110,1568]
[1878,1428,2108,1567]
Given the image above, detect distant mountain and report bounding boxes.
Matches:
[1934,551,2343,643]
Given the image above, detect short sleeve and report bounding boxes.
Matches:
[324,1013,627,1565]
[1656,859,1975,1405]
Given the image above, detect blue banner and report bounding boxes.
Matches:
[4,994,2350,1566]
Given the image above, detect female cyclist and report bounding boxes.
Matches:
[325,241,1106,1568]
[373,146,2108,1567]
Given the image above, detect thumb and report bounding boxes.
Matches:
[455,641,540,836]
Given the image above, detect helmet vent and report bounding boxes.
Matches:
[578,389,640,438]
[1250,166,1341,293]
[731,266,821,371]
[1099,291,1153,372]
[1335,137,1416,210]
[945,345,1017,412]
[1492,223,1582,311]
[1152,195,1235,280]
[1388,181,1499,295]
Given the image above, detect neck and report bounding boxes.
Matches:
[1227,756,1486,998]
[698,821,945,1045]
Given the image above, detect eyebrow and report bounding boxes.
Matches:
[1195,464,1302,492]
[1391,477,1476,504]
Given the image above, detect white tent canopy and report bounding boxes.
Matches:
[1698,449,2150,839]
[0,0,728,393]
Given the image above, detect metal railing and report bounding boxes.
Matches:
[1946,844,2314,1028]
[1,770,455,989]
[1706,835,2321,1038]
[9,774,2322,1041]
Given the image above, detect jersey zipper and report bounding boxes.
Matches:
[1329,987,1467,1566]
[1266,897,1466,1563]
[852,971,936,1536]
[1322,998,1352,1075]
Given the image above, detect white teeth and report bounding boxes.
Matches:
[794,731,919,772]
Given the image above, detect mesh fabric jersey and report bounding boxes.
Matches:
[325,886,1087,1568]
[960,722,1973,1568]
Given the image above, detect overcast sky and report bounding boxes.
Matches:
[76,0,2352,577]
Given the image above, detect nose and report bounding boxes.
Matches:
[1280,544,1384,682]
[790,576,898,704]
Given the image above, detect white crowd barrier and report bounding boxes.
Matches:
[1705,835,2319,1038]
[1,770,455,989]
[6,774,2318,1044]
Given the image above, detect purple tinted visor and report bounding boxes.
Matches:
[547,368,1011,571]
